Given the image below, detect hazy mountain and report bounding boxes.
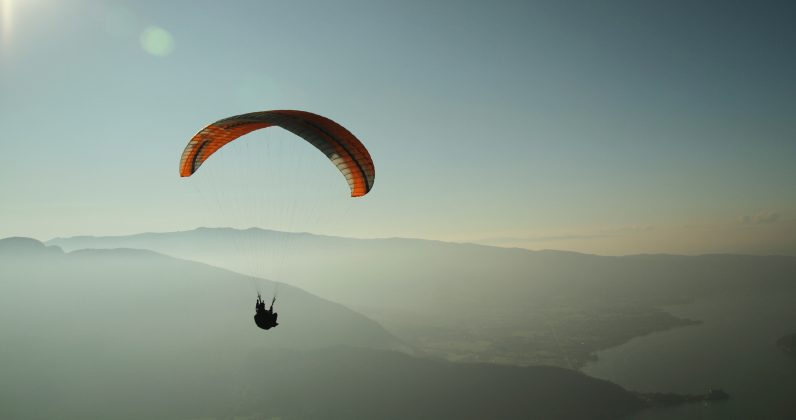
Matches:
[48,229,796,367]
[0,237,651,420]
[0,237,401,355]
[0,236,63,256]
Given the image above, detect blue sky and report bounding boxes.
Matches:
[1,0,794,255]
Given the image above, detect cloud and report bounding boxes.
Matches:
[739,211,780,225]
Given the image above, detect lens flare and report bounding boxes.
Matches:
[140,26,175,57]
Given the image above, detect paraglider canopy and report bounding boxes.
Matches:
[179,110,375,197]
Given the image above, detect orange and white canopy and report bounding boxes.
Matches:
[180,110,375,197]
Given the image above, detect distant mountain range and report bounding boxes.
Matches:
[47,228,796,367]
[49,227,796,309]
[0,237,652,419]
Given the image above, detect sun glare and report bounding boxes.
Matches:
[1,0,12,49]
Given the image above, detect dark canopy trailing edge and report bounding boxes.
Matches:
[179,110,375,197]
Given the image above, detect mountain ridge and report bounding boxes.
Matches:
[46,226,796,259]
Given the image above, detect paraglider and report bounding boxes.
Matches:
[254,294,279,330]
[180,110,375,331]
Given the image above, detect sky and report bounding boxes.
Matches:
[1,0,794,256]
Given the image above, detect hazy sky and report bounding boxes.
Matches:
[1,0,794,255]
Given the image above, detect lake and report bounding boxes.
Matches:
[583,291,796,419]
